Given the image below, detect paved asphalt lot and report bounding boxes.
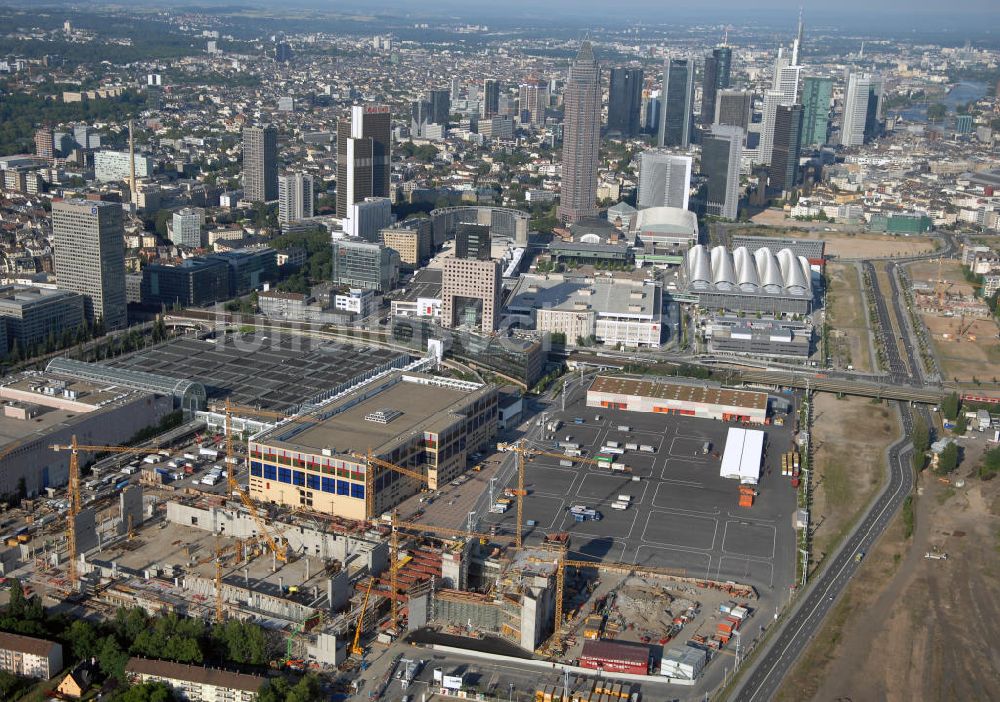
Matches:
[480,395,799,593]
[731,403,916,702]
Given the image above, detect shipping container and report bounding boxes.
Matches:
[617,425,631,432]
[625,442,639,451]
[601,446,625,455]
[639,445,655,453]
[611,502,628,510]
[559,459,574,467]
[617,495,632,503]
[606,440,621,449]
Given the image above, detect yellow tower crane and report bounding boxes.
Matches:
[504,443,632,549]
[50,436,169,590]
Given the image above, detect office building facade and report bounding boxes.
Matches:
[607,67,643,137]
[52,199,127,330]
[701,47,732,126]
[841,73,883,147]
[441,257,501,332]
[518,80,548,126]
[455,223,492,261]
[637,152,692,210]
[345,197,393,242]
[242,125,278,202]
[171,207,204,248]
[140,258,231,308]
[800,77,833,147]
[482,79,500,117]
[702,125,742,220]
[94,150,154,183]
[277,172,314,225]
[557,42,601,223]
[429,89,451,125]
[331,237,400,292]
[716,90,752,131]
[658,58,694,148]
[337,105,391,218]
[34,128,54,159]
[768,104,803,193]
[380,218,431,268]
[0,286,85,351]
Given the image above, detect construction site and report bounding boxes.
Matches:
[0,341,800,700]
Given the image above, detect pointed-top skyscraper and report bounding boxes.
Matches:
[558,41,601,224]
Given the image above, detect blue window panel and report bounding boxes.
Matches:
[321,477,336,493]
[351,484,365,500]
[263,464,277,481]
[293,470,305,486]
[278,468,292,484]
[250,461,262,471]
[306,474,321,490]
[250,465,263,477]
[337,480,350,496]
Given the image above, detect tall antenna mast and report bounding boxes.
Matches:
[128,119,137,206]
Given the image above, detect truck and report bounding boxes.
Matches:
[625,442,639,451]
[616,425,631,432]
[559,459,574,467]
[569,505,602,521]
[611,501,628,510]
[601,446,625,455]
[199,447,219,459]
[617,495,632,503]
[573,417,585,425]
[639,445,655,453]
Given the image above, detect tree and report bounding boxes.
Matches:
[941,392,960,420]
[258,678,291,702]
[937,442,960,474]
[97,635,129,680]
[66,620,101,661]
[926,102,948,122]
[911,416,931,453]
[7,579,25,617]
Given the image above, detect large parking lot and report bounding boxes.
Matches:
[480,395,799,592]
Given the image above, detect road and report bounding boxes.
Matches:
[731,403,915,702]
[730,239,952,701]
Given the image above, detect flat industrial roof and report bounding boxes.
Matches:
[256,373,487,456]
[508,276,660,318]
[588,375,768,411]
[105,334,409,412]
[720,427,765,483]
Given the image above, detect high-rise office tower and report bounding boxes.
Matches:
[701,47,732,126]
[642,94,661,134]
[701,125,743,220]
[800,77,833,147]
[35,128,54,159]
[759,61,801,165]
[637,152,692,210]
[607,67,643,137]
[658,58,694,148]
[455,223,492,260]
[557,42,601,224]
[441,258,502,332]
[429,89,451,125]
[768,104,803,194]
[792,8,805,66]
[242,125,278,202]
[450,77,462,100]
[411,99,432,137]
[336,105,391,218]
[715,90,753,131]
[278,172,314,225]
[482,79,500,117]
[841,73,883,147]
[518,79,549,126]
[52,199,127,330]
[274,41,293,62]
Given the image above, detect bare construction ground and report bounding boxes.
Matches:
[808,395,897,571]
[778,469,1000,701]
[825,262,874,372]
[734,220,937,258]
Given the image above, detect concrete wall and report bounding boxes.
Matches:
[74,508,98,554]
[182,574,317,622]
[118,485,144,536]
[165,502,388,575]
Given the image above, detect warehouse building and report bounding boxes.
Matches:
[681,244,814,315]
[249,372,498,521]
[705,317,811,359]
[586,375,768,424]
[579,639,651,675]
[729,235,825,270]
[0,370,173,496]
[719,427,765,484]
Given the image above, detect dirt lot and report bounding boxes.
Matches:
[908,259,977,297]
[808,395,899,569]
[824,262,874,372]
[733,221,937,258]
[921,314,1000,382]
[779,469,1000,701]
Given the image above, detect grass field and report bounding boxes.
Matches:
[824,262,874,372]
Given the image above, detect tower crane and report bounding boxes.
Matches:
[351,577,375,658]
[503,442,632,549]
[50,436,169,590]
